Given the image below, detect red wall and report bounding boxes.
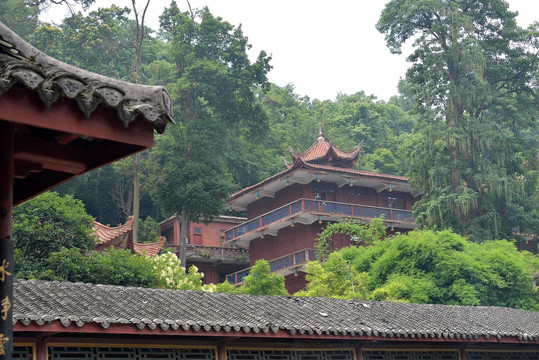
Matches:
[285,272,307,294]
[248,223,322,266]
[189,220,231,247]
[161,216,245,248]
[334,186,378,206]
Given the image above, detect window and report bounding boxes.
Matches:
[193,227,202,235]
[313,182,335,201]
[381,191,405,209]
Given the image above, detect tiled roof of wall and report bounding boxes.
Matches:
[13,279,539,342]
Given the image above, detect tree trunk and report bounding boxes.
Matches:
[179,209,189,267]
[130,0,150,241]
[132,152,141,242]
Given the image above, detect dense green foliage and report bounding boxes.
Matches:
[315,217,386,260]
[12,192,207,290]
[23,245,210,290]
[216,260,289,296]
[138,216,161,243]
[300,227,539,310]
[12,192,97,278]
[377,0,539,242]
[43,247,159,287]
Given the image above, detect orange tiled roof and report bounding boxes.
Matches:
[133,237,166,257]
[290,132,360,166]
[94,216,134,246]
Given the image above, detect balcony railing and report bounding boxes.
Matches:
[225,198,415,244]
[167,244,249,263]
[226,248,317,285]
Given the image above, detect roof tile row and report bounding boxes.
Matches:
[13,279,539,342]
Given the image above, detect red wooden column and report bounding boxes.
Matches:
[0,121,14,360]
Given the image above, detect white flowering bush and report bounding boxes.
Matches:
[151,252,215,291]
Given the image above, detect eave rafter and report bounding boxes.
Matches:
[14,133,88,175]
[259,190,275,198]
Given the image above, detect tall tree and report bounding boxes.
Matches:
[377,0,539,241]
[149,1,271,265]
[129,0,151,242]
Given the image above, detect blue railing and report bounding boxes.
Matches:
[227,268,251,285]
[226,248,316,285]
[224,199,414,243]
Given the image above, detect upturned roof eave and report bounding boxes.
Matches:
[0,22,174,133]
[227,158,411,207]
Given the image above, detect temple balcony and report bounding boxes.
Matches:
[168,244,249,264]
[226,248,317,286]
[224,198,417,247]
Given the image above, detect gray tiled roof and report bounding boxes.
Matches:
[13,279,539,342]
[0,22,173,133]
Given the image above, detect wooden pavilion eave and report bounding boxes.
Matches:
[13,322,535,345]
[0,86,155,205]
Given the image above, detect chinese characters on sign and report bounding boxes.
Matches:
[0,333,8,356]
[0,260,11,282]
[0,296,10,321]
[0,255,13,359]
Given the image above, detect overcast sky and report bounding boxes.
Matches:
[42,0,538,102]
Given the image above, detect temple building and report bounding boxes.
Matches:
[159,215,249,284]
[224,132,421,292]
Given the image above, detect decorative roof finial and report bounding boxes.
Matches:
[318,123,323,140]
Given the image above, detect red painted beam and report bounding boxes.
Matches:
[0,88,154,148]
[13,321,539,345]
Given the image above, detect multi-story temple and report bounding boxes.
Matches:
[224,132,421,292]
